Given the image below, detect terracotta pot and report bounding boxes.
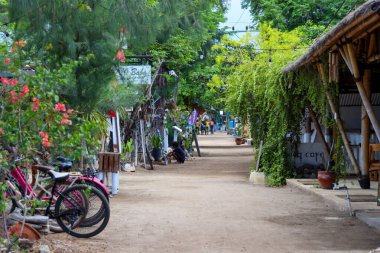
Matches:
[8,222,41,240]
[235,137,246,145]
[317,171,336,189]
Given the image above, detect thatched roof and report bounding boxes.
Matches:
[284,0,380,73]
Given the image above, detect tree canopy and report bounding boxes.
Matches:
[7,0,227,112]
[242,0,366,31]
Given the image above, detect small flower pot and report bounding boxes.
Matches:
[151,148,161,161]
[358,175,370,189]
[235,137,246,145]
[317,171,336,189]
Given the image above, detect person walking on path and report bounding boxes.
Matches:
[210,119,215,134]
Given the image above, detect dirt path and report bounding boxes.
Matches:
[51,133,380,253]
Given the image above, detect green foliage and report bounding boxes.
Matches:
[147,4,226,111]
[152,134,161,149]
[124,138,134,154]
[242,0,366,31]
[9,0,227,113]
[208,24,331,185]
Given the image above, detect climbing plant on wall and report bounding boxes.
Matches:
[210,23,330,185]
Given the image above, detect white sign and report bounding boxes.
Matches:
[116,65,151,85]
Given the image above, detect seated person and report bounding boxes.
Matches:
[169,141,186,163]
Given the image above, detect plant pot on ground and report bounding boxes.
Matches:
[358,175,370,189]
[317,170,336,189]
[235,137,246,145]
[121,138,135,171]
[317,160,336,189]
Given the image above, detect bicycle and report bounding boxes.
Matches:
[6,161,110,238]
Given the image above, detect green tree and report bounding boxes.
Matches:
[209,24,320,185]
[147,4,227,112]
[8,0,226,113]
[242,0,366,31]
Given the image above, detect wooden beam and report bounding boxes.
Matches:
[368,32,376,57]
[317,63,361,176]
[345,14,380,39]
[367,53,380,64]
[339,46,353,73]
[346,43,380,141]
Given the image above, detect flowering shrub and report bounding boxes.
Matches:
[0,37,82,169]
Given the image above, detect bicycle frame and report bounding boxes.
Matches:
[7,168,87,219]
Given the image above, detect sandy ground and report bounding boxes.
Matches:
[48,133,380,253]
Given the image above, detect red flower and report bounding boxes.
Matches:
[11,47,16,53]
[42,141,51,147]
[0,129,4,134]
[114,50,126,63]
[12,96,18,103]
[4,59,10,65]
[1,77,9,85]
[39,131,47,138]
[32,98,40,110]
[63,113,69,119]
[9,79,18,85]
[67,109,73,114]
[20,40,26,47]
[19,92,25,98]
[55,103,66,112]
[23,85,29,93]
[10,90,16,96]
[14,41,19,47]
[60,119,72,125]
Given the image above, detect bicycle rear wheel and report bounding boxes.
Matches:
[55,185,110,238]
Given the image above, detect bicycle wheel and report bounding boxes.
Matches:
[37,180,108,228]
[55,185,110,238]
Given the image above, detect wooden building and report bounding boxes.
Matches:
[284,0,380,191]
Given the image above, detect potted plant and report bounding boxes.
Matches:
[151,134,161,161]
[234,124,247,145]
[121,138,135,171]
[317,160,336,189]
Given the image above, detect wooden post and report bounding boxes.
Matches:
[140,119,146,168]
[346,43,380,141]
[361,69,372,176]
[317,63,361,176]
[307,105,330,160]
[192,128,201,157]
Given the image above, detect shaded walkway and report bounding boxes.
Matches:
[53,132,380,253]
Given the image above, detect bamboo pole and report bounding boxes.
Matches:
[361,69,371,176]
[345,14,380,39]
[367,53,380,64]
[368,33,376,58]
[346,43,380,141]
[338,47,353,73]
[317,63,361,176]
[307,105,330,160]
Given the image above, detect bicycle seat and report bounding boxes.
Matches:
[33,164,55,173]
[47,170,69,182]
[33,164,69,182]
[51,161,73,172]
